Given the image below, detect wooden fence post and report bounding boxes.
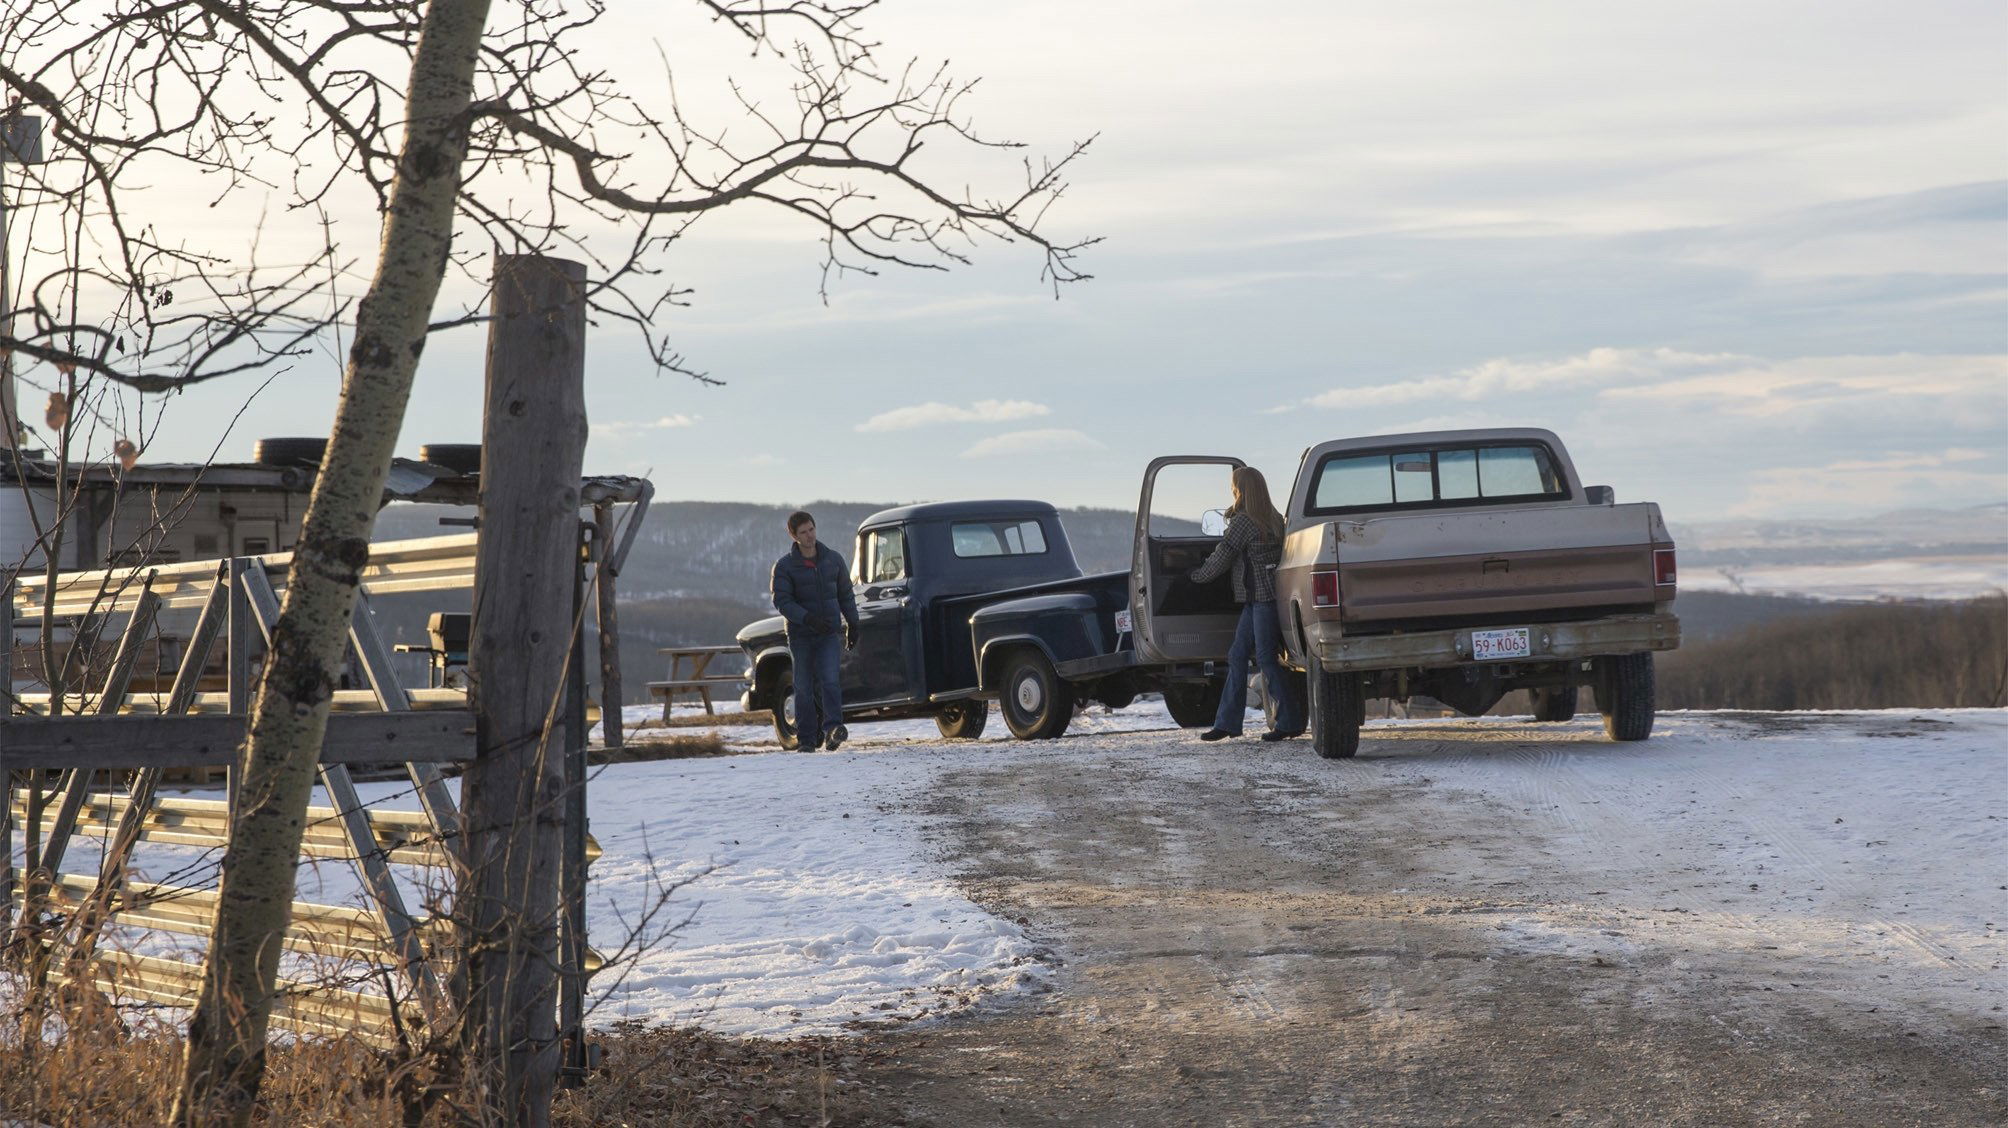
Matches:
[458,254,589,1126]
[593,503,622,751]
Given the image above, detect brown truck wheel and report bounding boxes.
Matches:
[1000,649,1074,740]
[1597,653,1656,741]
[1310,670,1363,759]
[935,700,989,740]
[1531,687,1578,723]
[770,664,800,751]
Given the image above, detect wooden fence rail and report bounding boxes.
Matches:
[4,539,483,1041]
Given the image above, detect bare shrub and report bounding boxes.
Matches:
[1658,594,2008,710]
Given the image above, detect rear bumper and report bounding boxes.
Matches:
[1308,611,1680,674]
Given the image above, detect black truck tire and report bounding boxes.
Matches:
[1000,649,1073,740]
[1597,653,1655,742]
[935,700,989,740]
[1309,669,1363,760]
[1530,687,1578,723]
[770,664,800,751]
[1163,680,1224,728]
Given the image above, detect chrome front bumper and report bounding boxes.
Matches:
[1309,612,1680,674]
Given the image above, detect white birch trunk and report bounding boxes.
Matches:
[173,1,494,1123]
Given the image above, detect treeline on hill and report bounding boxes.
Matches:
[1657,594,2008,710]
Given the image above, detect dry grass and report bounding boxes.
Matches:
[632,709,773,730]
[0,1003,903,1126]
[0,1014,421,1126]
[592,732,737,763]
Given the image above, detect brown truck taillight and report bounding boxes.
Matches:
[1654,548,1677,587]
[1311,569,1340,608]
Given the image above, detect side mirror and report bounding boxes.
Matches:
[1585,485,1615,505]
[1200,509,1228,536]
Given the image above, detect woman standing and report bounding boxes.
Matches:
[1188,466,1305,741]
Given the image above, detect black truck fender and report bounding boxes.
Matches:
[969,591,1107,692]
[735,614,794,711]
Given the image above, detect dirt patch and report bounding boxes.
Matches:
[559,1022,906,1127]
[858,731,2008,1126]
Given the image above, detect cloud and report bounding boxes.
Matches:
[593,414,700,436]
[856,399,1051,433]
[961,428,1104,459]
[1301,347,1739,410]
[1602,353,2008,419]
[1289,350,2008,434]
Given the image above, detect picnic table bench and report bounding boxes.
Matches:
[647,644,747,719]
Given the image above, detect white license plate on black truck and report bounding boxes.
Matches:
[1470,627,1531,660]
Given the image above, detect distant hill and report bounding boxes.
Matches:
[1670,501,2008,567]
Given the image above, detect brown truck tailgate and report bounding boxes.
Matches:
[1332,503,1666,626]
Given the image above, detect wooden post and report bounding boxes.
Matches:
[458,254,589,1125]
[593,503,622,751]
[226,557,252,816]
[559,521,589,1083]
[1,579,13,931]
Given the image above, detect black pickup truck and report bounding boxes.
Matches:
[736,499,1232,746]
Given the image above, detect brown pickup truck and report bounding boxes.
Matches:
[1129,428,1679,759]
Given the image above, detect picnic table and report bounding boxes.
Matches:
[647,644,746,719]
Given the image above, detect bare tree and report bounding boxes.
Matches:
[1,1,1092,1124]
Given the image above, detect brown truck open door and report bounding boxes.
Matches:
[1130,455,1245,665]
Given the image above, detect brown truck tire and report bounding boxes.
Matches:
[1531,687,1578,723]
[1164,680,1224,728]
[1597,653,1655,741]
[935,700,989,740]
[1310,669,1364,759]
[1000,649,1074,740]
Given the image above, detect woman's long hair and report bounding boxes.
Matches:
[1227,465,1286,541]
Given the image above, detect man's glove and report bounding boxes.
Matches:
[845,621,859,651]
[804,612,832,635]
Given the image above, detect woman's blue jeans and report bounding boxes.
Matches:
[1213,600,1305,735]
[790,632,844,743]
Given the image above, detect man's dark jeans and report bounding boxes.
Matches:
[790,632,844,744]
[1213,601,1305,735]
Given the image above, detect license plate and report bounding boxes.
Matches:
[1471,627,1531,660]
[1114,609,1133,634]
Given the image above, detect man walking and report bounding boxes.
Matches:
[771,510,858,750]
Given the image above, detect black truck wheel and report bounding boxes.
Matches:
[1000,649,1073,740]
[770,664,801,751]
[1530,687,1578,723]
[1597,653,1656,742]
[1309,669,1363,760]
[1163,680,1224,728]
[935,700,989,740]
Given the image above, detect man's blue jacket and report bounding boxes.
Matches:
[771,543,858,640]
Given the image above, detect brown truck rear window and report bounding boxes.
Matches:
[1308,443,1568,515]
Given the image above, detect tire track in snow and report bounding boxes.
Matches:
[1647,730,1967,969]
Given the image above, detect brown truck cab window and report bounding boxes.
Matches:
[1309,443,1567,515]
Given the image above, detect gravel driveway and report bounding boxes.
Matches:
[864,710,2007,1126]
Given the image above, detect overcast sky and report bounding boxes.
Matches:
[130,0,2007,524]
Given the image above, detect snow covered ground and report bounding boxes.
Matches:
[35,701,2008,1042]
